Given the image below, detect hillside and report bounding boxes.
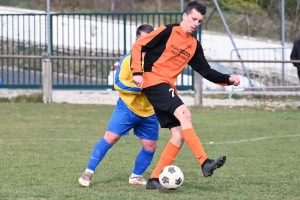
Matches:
[0,0,299,42]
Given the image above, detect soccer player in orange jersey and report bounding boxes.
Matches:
[130,1,240,190]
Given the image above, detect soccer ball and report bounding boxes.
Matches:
[159,165,184,189]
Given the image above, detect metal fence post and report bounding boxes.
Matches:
[281,0,285,86]
[193,26,203,107]
[42,53,52,103]
[194,72,203,107]
[123,14,127,55]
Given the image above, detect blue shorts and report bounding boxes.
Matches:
[107,98,159,141]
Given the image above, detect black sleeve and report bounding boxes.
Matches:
[188,41,232,85]
[141,24,174,52]
[131,24,174,76]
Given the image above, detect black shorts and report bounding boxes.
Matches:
[143,83,183,129]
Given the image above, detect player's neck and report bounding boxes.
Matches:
[179,22,191,36]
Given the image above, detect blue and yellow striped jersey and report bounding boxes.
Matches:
[114,52,154,117]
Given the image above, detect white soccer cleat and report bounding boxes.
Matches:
[128,176,147,185]
[79,172,93,187]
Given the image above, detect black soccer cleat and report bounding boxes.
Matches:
[201,156,226,177]
[146,178,166,190]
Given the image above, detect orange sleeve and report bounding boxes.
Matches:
[131,25,167,75]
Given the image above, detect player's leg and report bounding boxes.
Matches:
[173,101,226,177]
[143,84,186,190]
[79,98,134,187]
[144,83,226,178]
[78,131,118,187]
[146,125,183,190]
[129,114,158,185]
[150,126,184,179]
[173,104,208,163]
[129,139,156,185]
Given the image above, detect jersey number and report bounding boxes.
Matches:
[169,88,175,97]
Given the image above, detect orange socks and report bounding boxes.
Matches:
[150,141,180,179]
[182,127,208,165]
[150,128,207,179]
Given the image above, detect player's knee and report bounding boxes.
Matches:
[174,105,192,124]
[184,109,192,122]
[141,139,157,152]
[104,131,120,145]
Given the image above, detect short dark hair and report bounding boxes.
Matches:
[183,0,206,15]
[136,24,154,38]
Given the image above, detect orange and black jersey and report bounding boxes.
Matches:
[131,23,231,90]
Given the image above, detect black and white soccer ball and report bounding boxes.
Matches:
[159,165,184,189]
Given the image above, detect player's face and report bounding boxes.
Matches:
[182,9,203,34]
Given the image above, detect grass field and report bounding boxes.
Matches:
[0,103,299,200]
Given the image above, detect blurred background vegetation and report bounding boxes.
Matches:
[0,0,299,42]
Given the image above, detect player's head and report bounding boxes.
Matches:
[181,1,206,34]
[136,24,154,40]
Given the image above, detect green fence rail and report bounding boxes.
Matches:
[0,13,199,90]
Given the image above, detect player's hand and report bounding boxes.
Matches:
[229,76,240,86]
[132,75,144,87]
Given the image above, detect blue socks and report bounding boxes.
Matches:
[87,138,112,172]
[86,138,155,177]
[132,148,155,176]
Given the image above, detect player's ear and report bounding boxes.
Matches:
[182,13,186,21]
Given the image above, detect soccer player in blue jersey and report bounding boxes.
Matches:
[79,24,157,187]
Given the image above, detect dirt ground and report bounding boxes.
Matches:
[1,89,299,110]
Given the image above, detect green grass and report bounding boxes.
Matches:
[0,103,299,200]
[0,93,43,103]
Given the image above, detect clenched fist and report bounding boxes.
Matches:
[229,76,240,86]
